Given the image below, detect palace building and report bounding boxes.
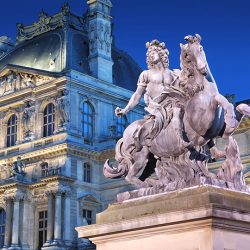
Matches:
[0,1,143,249]
[0,1,249,250]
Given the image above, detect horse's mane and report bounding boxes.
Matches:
[176,44,205,98]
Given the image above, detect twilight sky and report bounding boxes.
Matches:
[0,0,249,101]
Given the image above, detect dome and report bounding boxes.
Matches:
[112,48,142,91]
[0,8,141,90]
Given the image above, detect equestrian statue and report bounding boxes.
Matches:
[104,34,250,196]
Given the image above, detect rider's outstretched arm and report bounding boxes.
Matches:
[116,71,147,117]
[122,85,145,114]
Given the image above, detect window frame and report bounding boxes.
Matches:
[82,209,92,225]
[43,103,55,137]
[0,209,6,248]
[40,162,49,178]
[82,102,94,144]
[38,210,48,249]
[83,162,91,183]
[6,114,17,147]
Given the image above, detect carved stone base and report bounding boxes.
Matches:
[22,133,34,143]
[77,186,250,250]
[9,245,22,250]
[54,125,67,134]
[42,242,69,250]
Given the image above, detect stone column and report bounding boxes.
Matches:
[21,198,30,248]
[64,193,71,242]
[46,193,54,244]
[3,198,12,249]
[54,192,62,243]
[10,198,20,248]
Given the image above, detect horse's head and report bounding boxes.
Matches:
[180,34,208,75]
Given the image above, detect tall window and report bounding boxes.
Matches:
[41,162,49,178]
[83,163,91,183]
[7,115,17,147]
[82,102,94,144]
[83,209,92,225]
[117,116,127,137]
[43,103,55,137]
[0,209,6,248]
[38,210,47,249]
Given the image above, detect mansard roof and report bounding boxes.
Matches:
[0,3,141,91]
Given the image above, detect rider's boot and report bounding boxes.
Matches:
[172,107,192,148]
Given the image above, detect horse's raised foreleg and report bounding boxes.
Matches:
[236,103,250,118]
[214,94,239,138]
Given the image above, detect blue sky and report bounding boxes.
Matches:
[0,0,249,101]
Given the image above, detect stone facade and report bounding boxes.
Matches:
[0,1,143,249]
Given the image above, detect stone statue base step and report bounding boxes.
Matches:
[116,183,249,202]
[77,186,250,250]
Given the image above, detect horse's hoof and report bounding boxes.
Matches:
[210,147,226,160]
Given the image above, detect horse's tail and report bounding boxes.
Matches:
[103,138,133,179]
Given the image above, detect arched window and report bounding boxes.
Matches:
[117,116,127,137]
[82,102,94,144]
[0,209,6,247]
[7,114,17,147]
[43,103,55,137]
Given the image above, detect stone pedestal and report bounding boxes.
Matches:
[76,185,250,250]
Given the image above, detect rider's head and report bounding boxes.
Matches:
[146,40,169,69]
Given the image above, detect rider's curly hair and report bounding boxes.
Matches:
[146,40,169,69]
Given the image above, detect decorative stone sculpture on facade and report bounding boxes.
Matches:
[104,35,250,199]
[22,100,35,141]
[11,157,26,176]
[57,89,69,128]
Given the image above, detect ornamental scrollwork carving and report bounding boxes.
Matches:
[89,20,112,55]
[4,189,27,202]
[16,4,86,43]
[45,183,71,196]
[104,24,112,53]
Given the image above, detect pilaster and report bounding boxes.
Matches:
[64,192,72,245]
[87,0,113,83]
[9,198,21,249]
[2,198,12,249]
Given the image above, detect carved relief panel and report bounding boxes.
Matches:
[0,70,54,96]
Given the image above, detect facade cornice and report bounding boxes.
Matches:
[67,144,115,161]
[0,135,67,164]
[69,70,144,107]
[0,138,115,164]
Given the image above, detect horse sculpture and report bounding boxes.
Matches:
[104,34,250,195]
